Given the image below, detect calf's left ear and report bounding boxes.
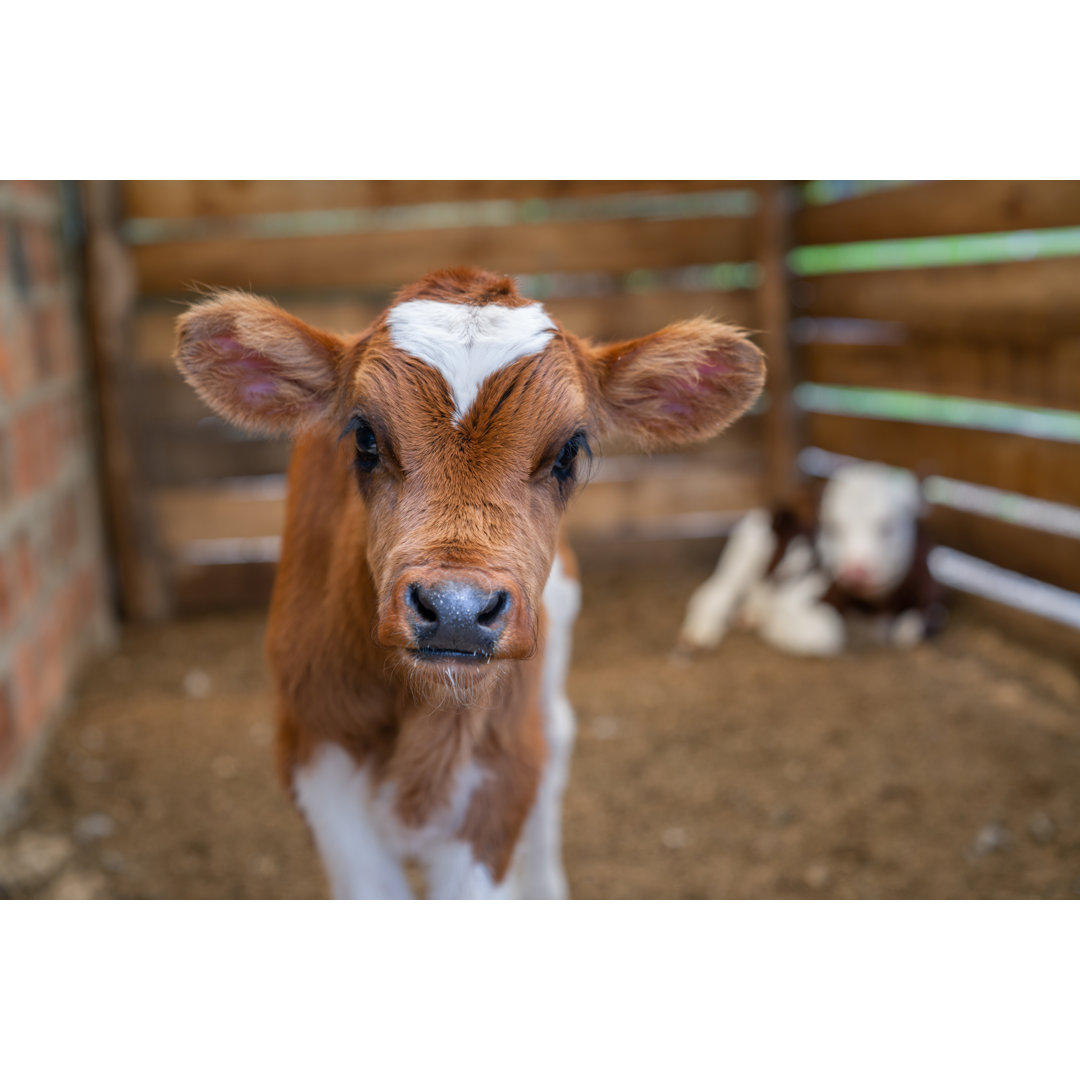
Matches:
[174,291,344,435]
[587,317,765,450]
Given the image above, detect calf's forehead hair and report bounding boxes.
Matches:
[822,463,920,521]
[386,299,557,422]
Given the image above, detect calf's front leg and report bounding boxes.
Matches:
[678,509,776,651]
[293,743,413,900]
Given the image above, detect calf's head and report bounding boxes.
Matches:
[818,463,922,597]
[175,268,765,682]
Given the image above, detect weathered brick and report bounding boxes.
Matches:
[14,531,36,618]
[19,222,60,288]
[12,399,64,497]
[73,563,102,629]
[60,395,84,455]
[11,407,39,496]
[4,218,32,302]
[0,547,13,632]
[0,676,15,776]
[0,181,111,815]
[30,306,58,383]
[50,487,80,568]
[0,290,37,399]
[12,180,57,201]
[13,638,42,742]
[0,337,9,401]
[37,605,66,719]
[0,421,10,510]
[38,299,79,381]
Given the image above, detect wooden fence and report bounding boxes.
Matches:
[84,179,1080,637]
[85,181,790,618]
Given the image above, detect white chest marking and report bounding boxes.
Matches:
[386,299,555,419]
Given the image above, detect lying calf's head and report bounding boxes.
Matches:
[817,463,923,597]
[175,267,765,675]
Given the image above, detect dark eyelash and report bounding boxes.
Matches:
[342,416,379,472]
[552,431,592,486]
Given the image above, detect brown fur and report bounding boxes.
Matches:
[174,267,766,886]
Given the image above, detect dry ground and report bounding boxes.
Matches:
[3,538,1079,900]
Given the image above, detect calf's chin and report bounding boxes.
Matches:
[384,647,515,711]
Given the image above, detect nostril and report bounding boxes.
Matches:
[408,584,439,624]
[477,590,509,628]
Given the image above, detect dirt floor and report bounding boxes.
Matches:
[2,537,1079,900]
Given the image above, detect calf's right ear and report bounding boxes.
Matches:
[174,291,344,435]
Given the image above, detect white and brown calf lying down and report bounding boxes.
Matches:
[678,463,946,658]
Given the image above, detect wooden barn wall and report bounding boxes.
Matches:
[89,181,787,619]
[790,180,1080,601]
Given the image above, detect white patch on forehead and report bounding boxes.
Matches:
[821,463,920,525]
[386,299,555,419]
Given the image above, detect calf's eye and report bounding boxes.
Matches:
[352,419,380,471]
[552,432,589,484]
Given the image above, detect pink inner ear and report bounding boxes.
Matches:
[209,334,246,355]
[210,336,280,404]
[652,350,738,419]
[695,347,737,377]
[657,348,739,415]
[660,398,696,419]
[657,377,700,418]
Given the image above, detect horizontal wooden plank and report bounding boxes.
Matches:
[801,338,1080,412]
[567,456,765,537]
[134,216,757,295]
[172,561,277,615]
[545,289,758,342]
[133,309,181,367]
[595,409,764,460]
[145,435,292,486]
[129,365,220,425]
[928,505,1080,596]
[806,413,1080,506]
[134,289,759,367]
[119,366,290,482]
[798,257,1080,336]
[125,181,752,220]
[155,485,287,550]
[796,181,1080,245]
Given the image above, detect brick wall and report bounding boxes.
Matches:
[0,180,113,825]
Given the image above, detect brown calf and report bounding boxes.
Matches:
[175,267,765,899]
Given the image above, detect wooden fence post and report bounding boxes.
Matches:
[81,181,170,621]
[755,180,800,502]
